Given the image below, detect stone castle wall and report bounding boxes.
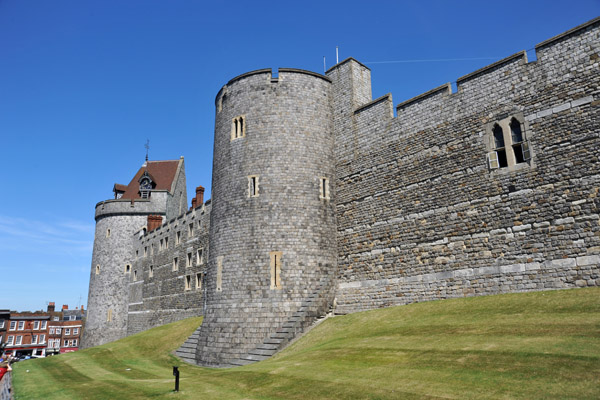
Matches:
[333,18,600,313]
[127,202,211,336]
[84,18,599,362]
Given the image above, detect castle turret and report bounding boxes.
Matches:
[82,158,187,348]
[194,68,338,366]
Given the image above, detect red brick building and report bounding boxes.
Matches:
[0,303,85,357]
[2,312,49,358]
[47,303,85,355]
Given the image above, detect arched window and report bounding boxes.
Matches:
[487,116,531,170]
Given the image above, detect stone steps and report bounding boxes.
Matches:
[175,326,202,365]
[229,277,334,367]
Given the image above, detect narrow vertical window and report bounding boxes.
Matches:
[95,265,100,275]
[165,237,169,249]
[197,248,203,265]
[270,251,282,290]
[185,275,191,291]
[107,309,112,322]
[176,231,181,245]
[187,252,192,268]
[149,265,154,278]
[125,264,131,274]
[106,228,111,238]
[173,257,178,271]
[216,256,223,292]
[510,118,527,164]
[231,115,246,140]
[144,246,148,257]
[492,124,508,168]
[133,270,138,281]
[188,223,193,237]
[160,239,164,250]
[196,273,202,289]
[248,175,259,197]
[319,177,330,200]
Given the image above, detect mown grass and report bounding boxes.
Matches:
[12,287,600,399]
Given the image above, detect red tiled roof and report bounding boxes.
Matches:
[118,160,180,200]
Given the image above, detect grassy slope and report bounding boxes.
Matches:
[12,287,600,399]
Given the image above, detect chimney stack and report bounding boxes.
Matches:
[62,305,68,310]
[194,186,205,209]
[47,302,55,313]
[147,215,162,232]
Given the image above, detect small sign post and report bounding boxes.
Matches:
[173,366,180,392]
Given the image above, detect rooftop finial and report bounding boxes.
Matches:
[144,139,150,162]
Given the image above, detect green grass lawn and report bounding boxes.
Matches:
[12,287,600,399]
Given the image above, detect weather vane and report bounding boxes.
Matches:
[145,139,150,162]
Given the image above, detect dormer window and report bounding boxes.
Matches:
[138,171,154,199]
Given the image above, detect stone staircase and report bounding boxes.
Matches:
[175,276,335,367]
[228,277,334,367]
[175,325,202,365]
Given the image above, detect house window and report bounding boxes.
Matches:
[125,264,131,274]
[269,251,283,290]
[149,265,154,278]
[73,328,79,335]
[185,275,191,291]
[65,329,71,336]
[73,339,77,347]
[107,309,112,323]
[39,334,45,344]
[196,273,202,290]
[64,340,69,347]
[34,321,40,330]
[96,265,100,275]
[32,335,38,344]
[53,317,59,321]
[487,115,531,170]
[9,321,16,331]
[231,115,246,140]
[41,321,47,329]
[16,336,22,345]
[50,328,54,334]
[187,252,192,268]
[7,336,13,345]
[248,175,259,197]
[18,321,24,330]
[0,321,4,329]
[56,327,61,334]
[173,257,178,271]
[197,248,203,265]
[188,223,193,237]
[176,231,181,245]
[319,177,330,200]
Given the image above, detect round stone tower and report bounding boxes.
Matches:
[81,199,160,348]
[195,68,337,366]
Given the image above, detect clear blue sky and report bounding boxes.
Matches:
[0,0,597,311]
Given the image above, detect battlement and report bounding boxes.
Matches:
[390,16,599,132]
